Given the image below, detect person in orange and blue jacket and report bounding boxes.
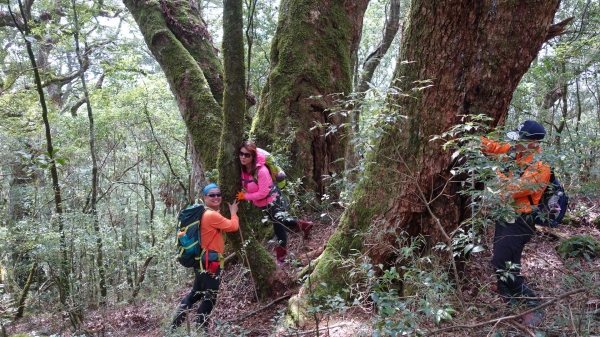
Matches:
[235,141,313,267]
[481,120,550,326]
[170,183,239,330]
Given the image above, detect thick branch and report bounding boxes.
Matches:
[40,54,89,87]
[544,17,575,42]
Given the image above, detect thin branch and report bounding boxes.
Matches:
[281,323,356,336]
[143,102,188,201]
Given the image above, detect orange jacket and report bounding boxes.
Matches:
[200,209,239,254]
[481,136,551,214]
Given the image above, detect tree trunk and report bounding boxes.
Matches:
[251,0,370,195]
[14,261,36,319]
[122,0,224,182]
[309,0,561,295]
[218,0,276,297]
[346,0,402,177]
[71,0,107,301]
[11,0,71,311]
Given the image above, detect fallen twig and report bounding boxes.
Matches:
[281,322,353,336]
[226,294,291,323]
[423,286,591,336]
[511,321,536,337]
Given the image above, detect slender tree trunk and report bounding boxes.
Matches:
[555,61,569,146]
[130,183,156,300]
[218,0,276,297]
[71,0,107,302]
[346,0,402,176]
[356,0,401,93]
[14,261,36,319]
[308,0,563,295]
[251,0,370,196]
[10,0,70,309]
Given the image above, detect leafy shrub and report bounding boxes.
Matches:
[556,235,600,260]
[561,213,575,227]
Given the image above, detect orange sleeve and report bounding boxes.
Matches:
[480,136,511,155]
[508,162,551,201]
[201,210,239,253]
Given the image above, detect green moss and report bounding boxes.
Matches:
[250,0,354,183]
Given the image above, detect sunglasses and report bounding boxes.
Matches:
[206,193,221,198]
[239,151,252,158]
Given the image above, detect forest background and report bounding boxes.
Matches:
[1,0,600,336]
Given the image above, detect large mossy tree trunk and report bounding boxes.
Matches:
[122,0,223,190]
[308,0,563,295]
[124,0,279,295]
[251,0,369,195]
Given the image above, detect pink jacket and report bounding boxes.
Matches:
[241,149,277,207]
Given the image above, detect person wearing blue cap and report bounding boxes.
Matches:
[481,120,550,326]
[170,183,239,331]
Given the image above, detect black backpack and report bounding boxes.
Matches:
[533,170,569,228]
[175,204,206,268]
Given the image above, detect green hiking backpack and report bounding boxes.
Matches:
[175,203,205,268]
[257,148,287,190]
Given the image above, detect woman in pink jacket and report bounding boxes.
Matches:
[236,141,312,266]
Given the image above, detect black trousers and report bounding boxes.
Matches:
[172,267,221,328]
[263,192,298,247]
[491,213,536,294]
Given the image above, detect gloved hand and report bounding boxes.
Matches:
[236,191,246,201]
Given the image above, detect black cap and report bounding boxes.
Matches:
[506,120,546,141]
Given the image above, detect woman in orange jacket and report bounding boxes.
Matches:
[171,183,239,330]
[481,120,550,326]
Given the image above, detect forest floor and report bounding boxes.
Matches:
[5,195,600,337]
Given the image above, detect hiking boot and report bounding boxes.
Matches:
[522,309,545,327]
[170,305,188,329]
[496,280,518,315]
[520,281,541,308]
[275,247,287,267]
[296,220,313,239]
[497,280,514,302]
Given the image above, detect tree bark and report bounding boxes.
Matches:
[122,0,224,183]
[14,261,36,319]
[218,0,277,297]
[156,0,225,104]
[251,0,370,195]
[308,0,561,295]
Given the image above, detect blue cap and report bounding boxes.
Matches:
[202,183,219,196]
[506,120,546,141]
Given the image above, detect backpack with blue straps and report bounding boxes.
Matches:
[175,203,205,268]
